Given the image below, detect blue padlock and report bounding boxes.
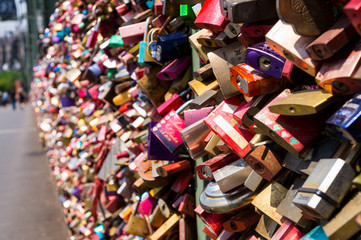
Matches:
[327,92,361,143]
[300,226,329,240]
[154,32,189,63]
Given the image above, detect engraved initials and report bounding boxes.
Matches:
[290,0,314,23]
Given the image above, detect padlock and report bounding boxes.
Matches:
[189,29,215,63]
[244,170,266,193]
[237,33,265,48]
[251,181,288,224]
[137,66,172,107]
[268,89,335,116]
[276,178,311,228]
[155,32,189,63]
[193,63,214,82]
[149,204,167,228]
[230,63,289,97]
[170,170,193,195]
[188,78,220,96]
[184,107,214,126]
[277,0,337,37]
[323,192,361,240]
[222,207,260,232]
[270,220,304,240]
[188,89,223,109]
[124,203,150,238]
[197,31,220,48]
[233,99,256,129]
[156,56,192,81]
[156,160,192,177]
[195,153,239,180]
[156,88,191,116]
[180,119,213,160]
[105,195,125,214]
[266,20,321,77]
[255,214,279,240]
[245,42,287,79]
[148,214,180,240]
[212,158,253,193]
[300,226,328,240]
[344,0,361,37]
[220,0,277,24]
[180,4,197,26]
[85,17,101,48]
[214,31,233,47]
[253,89,325,157]
[224,23,242,39]
[316,40,361,95]
[151,110,186,153]
[245,145,282,181]
[293,158,355,219]
[203,100,255,158]
[306,17,357,61]
[162,0,180,16]
[138,159,172,188]
[179,214,197,240]
[194,0,229,32]
[200,181,255,213]
[241,19,277,38]
[207,42,246,98]
[178,193,196,218]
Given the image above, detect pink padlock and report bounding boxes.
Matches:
[156,56,192,81]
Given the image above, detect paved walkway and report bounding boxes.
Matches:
[0,104,69,240]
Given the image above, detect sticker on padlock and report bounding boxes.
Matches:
[220,0,277,24]
[266,20,321,77]
[245,41,287,79]
[306,17,357,61]
[293,158,355,219]
[277,0,337,37]
[230,63,289,97]
[316,40,361,96]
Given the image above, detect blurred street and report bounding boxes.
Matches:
[0,104,69,240]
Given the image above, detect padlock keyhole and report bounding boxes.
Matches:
[230,221,238,231]
[254,162,265,174]
[332,81,349,92]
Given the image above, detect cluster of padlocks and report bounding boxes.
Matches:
[31,0,361,239]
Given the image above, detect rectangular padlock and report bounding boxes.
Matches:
[254,89,324,157]
[277,0,337,37]
[156,56,192,81]
[300,226,328,240]
[214,31,233,47]
[237,33,265,48]
[230,63,289,97]
[244,170,266,193]
[245,145,282,181]
[222,207,260,232]
[268,89,335,116]
[124,214,150,238]
[293,158,355,219]
[178,193,196,218]
[156,88,191,117]
[245,41,287,79]
[148,214,180,240]
[270,220,304,240]
[203,100,255,158]
[323,192,361,240]
[194,0,228,32]
[188,78,220,97]
[256,214,279,240]
[171,170,193,195]
[204,133,224,156]
[251,181,288,225]
[196,30,220,48]
[149,204,167,228]
[156,160,192,177]
[220,0,277,24]
[184,107,214,127]
[151,110,185,153]
[180,119,212,160]
[266,20,320,77]
[118,21,147,46]
[207,42,246,98]
[316,40,361,96]
[155,32,189,63]
[224,22,242,39]
[193,63,214,82]
[195,153,239,180]
[306,17,357,61]
[212,158,252,193]
[189,29,215,63]
[276,178,311,229]
[194,205,230,236]
[345,0,361,37]
[188,89,223,109]
[327,93,361,143]
[233,99,256,129]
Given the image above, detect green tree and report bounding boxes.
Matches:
[0,71,22,92]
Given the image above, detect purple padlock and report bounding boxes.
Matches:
[245,41,286,79]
